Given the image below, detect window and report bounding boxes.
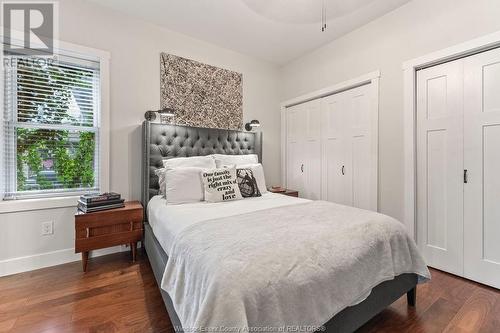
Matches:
[2,53,101,199]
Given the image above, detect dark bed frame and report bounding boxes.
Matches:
[141,121,417,333]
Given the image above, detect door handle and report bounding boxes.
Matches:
[341,165,345,175]
[464,169,468,183]
[301,164,304,173]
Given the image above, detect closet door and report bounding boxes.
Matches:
[416,61,464,275]
[345,85,374,210]
[303,99,322,200]
[286,104,305,195]
[321,85,375,209]
[463,48,500,288]
[321,91,350,205]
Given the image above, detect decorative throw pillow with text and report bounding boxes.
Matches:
[201,167,242,203]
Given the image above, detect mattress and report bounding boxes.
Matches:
[147,192,310,255]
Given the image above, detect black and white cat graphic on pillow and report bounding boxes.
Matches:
[236,168,261,198]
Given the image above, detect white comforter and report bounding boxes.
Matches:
[148,193,310,254]
[160,200,430,331]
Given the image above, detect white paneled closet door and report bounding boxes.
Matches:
[286,99,322,199]
[416,61,464,276]
[463,48,500,288]
[286,103,305,195]
[321,84,376,210]
[347,84,375,210]
[285,80,378,208]
[417,47,500,288]
[321,90,351,205]
[303,99,322,200]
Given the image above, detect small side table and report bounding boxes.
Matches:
[269,188,299,198]
[75,201,143,272]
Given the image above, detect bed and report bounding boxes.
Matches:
[141,122,430,333]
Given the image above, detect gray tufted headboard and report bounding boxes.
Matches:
[141,122,262,211]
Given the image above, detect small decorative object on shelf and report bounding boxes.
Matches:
[269,186,299,198]
[75,201,144,272]
[77,192,124,213]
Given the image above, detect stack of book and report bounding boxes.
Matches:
[77,192,125,213]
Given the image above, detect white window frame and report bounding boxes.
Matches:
[402,30,500,240]
[0,37,110,213]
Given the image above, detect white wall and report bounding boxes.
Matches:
[5,0,500,276]
[0,0,281,276]
[280,0,500,221]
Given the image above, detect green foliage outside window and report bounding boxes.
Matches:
[16,129,95,190]
[15,60,96,191]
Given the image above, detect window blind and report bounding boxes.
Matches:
[2,53,101,200]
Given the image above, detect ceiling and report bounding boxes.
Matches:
[88,0,411,65]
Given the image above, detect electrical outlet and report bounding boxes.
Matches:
[42,221,54,236]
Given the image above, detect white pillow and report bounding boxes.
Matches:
[213,154,258,168]
[164,167,205,204]
[225,163,267,194]
[163,155,216,169]
[201,167,242,203]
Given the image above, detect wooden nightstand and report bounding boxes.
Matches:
[75,201,143,272]
[269,188,299,197]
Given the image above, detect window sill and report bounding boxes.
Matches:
[0,196,79,214]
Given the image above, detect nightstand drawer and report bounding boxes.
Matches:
[75,208,142,228]
[76,229,143,253]
[87,221,143,237]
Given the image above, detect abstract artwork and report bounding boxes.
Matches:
[160,53,243,130]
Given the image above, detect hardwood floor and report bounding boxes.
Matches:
[358,269,499,333]
[0,252,172,333]
[0,252,498,333]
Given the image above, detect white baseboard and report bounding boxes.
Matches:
[0,244,137,277]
